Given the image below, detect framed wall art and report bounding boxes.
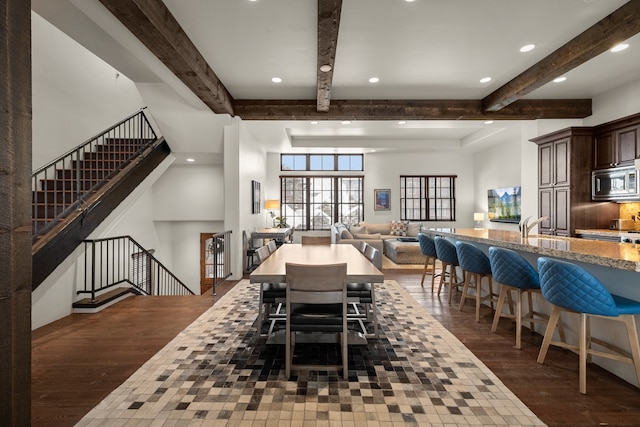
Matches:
[374,189,391,211]
[252,180,261,214]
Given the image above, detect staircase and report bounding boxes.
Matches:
[32,109,172,290]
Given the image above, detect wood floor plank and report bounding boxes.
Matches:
[31,272,640,427]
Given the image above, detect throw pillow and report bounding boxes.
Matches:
[341,229,354,239]
[354,233,381,240]
[407,222,422,237]
[350,224,368,235]
[390,220,409,236]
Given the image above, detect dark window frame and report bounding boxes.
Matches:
[399,175,457,221]
[280,153,364,171]
[280,175,364,231]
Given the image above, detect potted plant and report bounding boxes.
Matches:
[274,216,288,228]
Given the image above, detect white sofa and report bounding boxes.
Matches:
[330,221,425,268]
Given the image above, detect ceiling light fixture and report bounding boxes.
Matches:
[484,120,494,125]
[398,121,406,125]
[480,77,492,83]
[553,76,567,83]
[271,77,282,83]
[310,121,319,125]
[520,44,535,53]
[341,120,352,125]
[369,77,380,83]
[186,158,195,162]
[405,0,415,2]
[319,64,332,72]
[611,43,629,53]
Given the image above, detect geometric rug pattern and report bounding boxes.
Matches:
[76,280,545,426]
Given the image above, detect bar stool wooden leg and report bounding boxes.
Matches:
[515,289,523,350]
[579,313,588,394]
[537,305,562,364]
[491,285,509,333]
[623,315,640,387]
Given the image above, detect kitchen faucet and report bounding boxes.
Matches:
[519,216,549,238]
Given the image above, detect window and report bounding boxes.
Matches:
[400,175,457,221]
[281,154,363,171]
[281,176,364,230]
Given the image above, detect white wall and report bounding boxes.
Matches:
[152,165,224,221]
[31,12,144,169]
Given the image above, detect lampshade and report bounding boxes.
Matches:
[265,200,280,210]
[474,212,485,221]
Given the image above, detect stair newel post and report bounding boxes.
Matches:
[90,240,97,303]
[75,146,81,208]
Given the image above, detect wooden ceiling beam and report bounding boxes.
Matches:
[98,0,234,116]
[317,0,343,112]
[234,99,591,120]
[483,0,640,112]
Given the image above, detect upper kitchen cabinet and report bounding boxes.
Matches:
[532,127,607,236]
[593,114,640,169]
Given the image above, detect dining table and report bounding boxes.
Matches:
[249,243,384,285]
[249,243,384,344]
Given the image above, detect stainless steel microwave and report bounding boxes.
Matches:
[592,166,640,201]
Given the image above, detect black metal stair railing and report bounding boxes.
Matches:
[211,230,233,293]
[32,109,157,241]
[81,235,195,301]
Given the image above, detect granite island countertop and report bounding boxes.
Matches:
[422,228,640,273]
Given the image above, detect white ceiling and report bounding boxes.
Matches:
[33,0,640,154]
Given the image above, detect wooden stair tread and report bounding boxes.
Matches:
[72,287,139,309]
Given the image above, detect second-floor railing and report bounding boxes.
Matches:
[81,235,194,301]
[32,109,157,240]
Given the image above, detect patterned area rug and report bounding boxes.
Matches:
[77,280,545,426]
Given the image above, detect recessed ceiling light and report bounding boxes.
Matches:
[369,77,380,83]
[484,120,494,125]
[611,43,629,53]
[480,77,492,83]
[319,64,332,72]
[520,44,535,53]
[404,0,415,2]
[371,149,377,152]
[271,77,282,83]
[398,121,407,125]
[553,76,567,83]
[186,158,195,162]
[310,121,319,125]
[341,120,352,125]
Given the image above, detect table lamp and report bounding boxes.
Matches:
[474,212,485,229]
[265,200,280,226]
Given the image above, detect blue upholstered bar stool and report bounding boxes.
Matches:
[434,236,463,304]
[455,241,497,322]
[489,247,553,349]
[418,233,438,291]
[537,257,640,394]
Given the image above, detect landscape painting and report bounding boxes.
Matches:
[487,186,521,223]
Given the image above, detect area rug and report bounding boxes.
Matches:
[76,280,545,426]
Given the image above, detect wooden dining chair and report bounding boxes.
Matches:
[267,239,278,254]
[301,235,331,245]
[285,262,349,379]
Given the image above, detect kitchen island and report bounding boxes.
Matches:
[422,227,640,387]
[423,228,640,272]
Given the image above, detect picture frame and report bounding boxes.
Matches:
[252,180,261,214]
[374,189,391,211]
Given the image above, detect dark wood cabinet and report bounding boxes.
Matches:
[617,125,640,165]
[593,130,615,169]
[594,120,640,169]
[532,127,607,236]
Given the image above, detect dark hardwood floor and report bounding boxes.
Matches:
[32,271,640,426]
